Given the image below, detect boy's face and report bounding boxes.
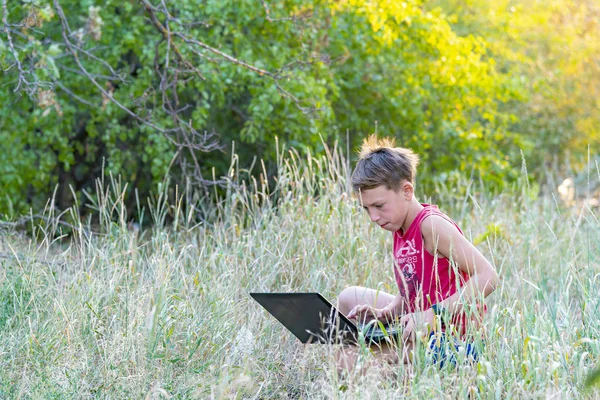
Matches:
[358,184,409,232]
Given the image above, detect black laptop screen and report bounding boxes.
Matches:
[250,292,358,344]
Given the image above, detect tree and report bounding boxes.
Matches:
[427,0,600,174]
[1,0,525,217]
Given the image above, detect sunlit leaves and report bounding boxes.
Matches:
[0,0,544,215]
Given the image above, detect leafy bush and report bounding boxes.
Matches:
[1,0,533,216]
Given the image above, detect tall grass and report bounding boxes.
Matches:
[0,144,598,398]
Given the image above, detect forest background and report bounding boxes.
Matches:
[1,0,599,218]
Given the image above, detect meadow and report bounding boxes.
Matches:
[0,146,598,399]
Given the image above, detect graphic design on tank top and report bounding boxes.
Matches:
[394,238,420,307]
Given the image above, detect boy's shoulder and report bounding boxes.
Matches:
[418,209,462,238]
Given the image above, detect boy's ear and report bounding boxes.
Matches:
[402,181,414,200]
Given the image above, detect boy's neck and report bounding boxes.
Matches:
[401,199,424,233]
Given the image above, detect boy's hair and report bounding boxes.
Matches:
[351,135,419,192]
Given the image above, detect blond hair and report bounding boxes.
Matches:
[351,135,419,192]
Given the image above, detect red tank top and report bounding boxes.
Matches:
[393,204,479,333]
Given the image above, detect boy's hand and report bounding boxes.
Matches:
[400,308,435,341]
[347,305,392,322]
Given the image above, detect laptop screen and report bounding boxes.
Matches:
[250,292,359,344]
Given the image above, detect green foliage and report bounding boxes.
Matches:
[587,367,600,388]
[327,1,526,190]
[6,0,593,216]
[1,0,177,215]
[427,0,600,174]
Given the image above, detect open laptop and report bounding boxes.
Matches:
[250,292,400,345]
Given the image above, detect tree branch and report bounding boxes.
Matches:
[2,0,32,93]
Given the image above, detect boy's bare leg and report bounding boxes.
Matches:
[336,286,406,375]
[337,286,396,316]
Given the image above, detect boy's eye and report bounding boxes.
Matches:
[375,204,383,209]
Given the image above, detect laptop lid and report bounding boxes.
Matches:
[250,292,359,344]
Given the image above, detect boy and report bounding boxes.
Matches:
[336,135,499,370]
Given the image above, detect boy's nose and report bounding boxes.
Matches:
[368,210,380,222]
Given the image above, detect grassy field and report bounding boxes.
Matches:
[0,147,598,399]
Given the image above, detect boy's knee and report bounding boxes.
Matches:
[336,286,359,314]
[338,286,359,297]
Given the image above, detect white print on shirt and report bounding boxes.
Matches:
[395,238,418,259]
[394,238,420,302]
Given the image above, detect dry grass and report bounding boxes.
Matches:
[0,146,598,398]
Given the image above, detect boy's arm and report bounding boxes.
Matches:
[420,215,499,317]
[379,294,407,321]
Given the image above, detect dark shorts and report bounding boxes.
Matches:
[357,322,481,367]
[427,331,480,367]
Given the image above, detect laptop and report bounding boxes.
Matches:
[250,292,400,345]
